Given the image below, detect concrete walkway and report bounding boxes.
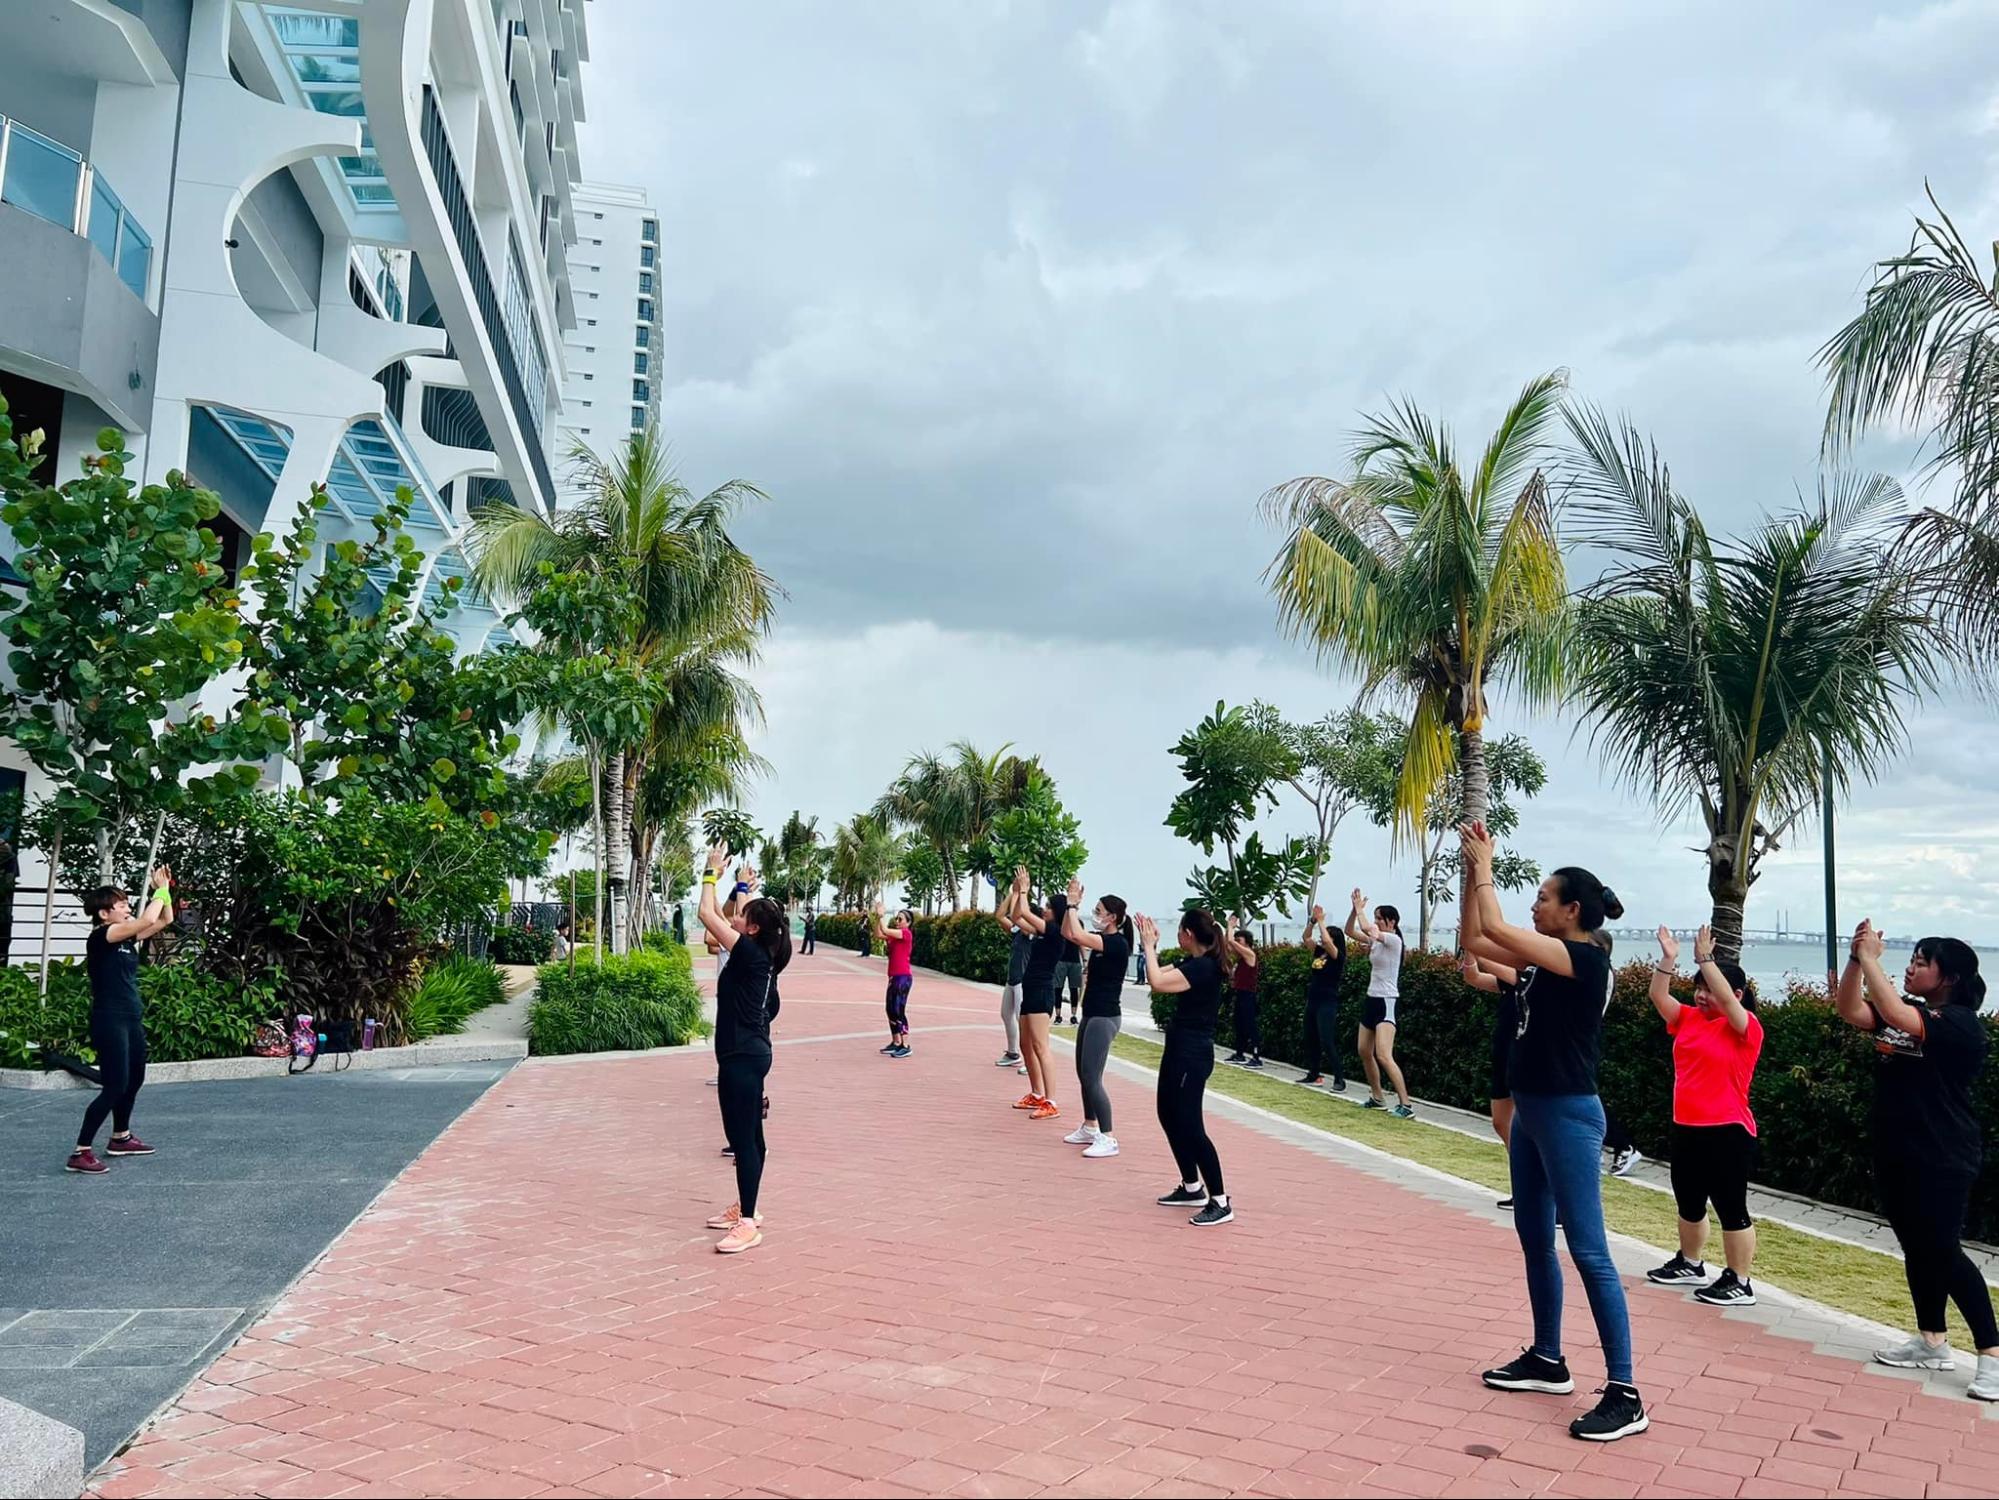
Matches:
[85,951,1999,1498]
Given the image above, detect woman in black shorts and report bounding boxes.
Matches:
[1004,867,1064,1119]
[1137,909,1233,1226]
[68,869,176,1174]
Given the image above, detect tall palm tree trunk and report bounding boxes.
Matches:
[1454,725,1490,952]
[1706,829,1750,965]
[589,752,605,963]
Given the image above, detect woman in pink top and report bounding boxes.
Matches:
[1642,924,1764,1307]
[872,902,916,1059]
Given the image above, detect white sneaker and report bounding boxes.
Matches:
[1063,1125,1098,1145]
[1611,1147,1643,1177]
[1970,1354,1999,1401]
[1082,1134,1120,1157]
[1874,1334,1956,1371]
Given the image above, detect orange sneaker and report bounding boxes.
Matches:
[716,1218,763,1254]
[1030,1100,1060,1119]
[706,1203,764,1230]
[1013,1093,1040,1109]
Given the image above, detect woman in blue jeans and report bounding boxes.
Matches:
[1459,821,1646,1444]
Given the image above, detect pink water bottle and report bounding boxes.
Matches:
[362,1018,377,1050]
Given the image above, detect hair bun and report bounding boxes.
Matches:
[1601,886,1625,921]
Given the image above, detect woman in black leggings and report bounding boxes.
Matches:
[697,847,791,1255]
[68,869,175,1174]
[1137,909,1232,1226]
[1835,919,1997,1401]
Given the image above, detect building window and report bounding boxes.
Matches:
[641,244,656,268]
[636,326,650,348]
[639,271,653,294]
[637,297,653,321]
[635,352,649,375]
[632,379,648,401]
[642,217,658,241]
[631,407,645,430]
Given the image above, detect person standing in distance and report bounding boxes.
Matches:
[67,868,175,1174]
[1005,868,1063,1118]
[1347,889,1412,1117]
[872,903,916,1058]
[1137,909,1234,1226]
[1223,920,1263,1068]
[802,909,816,955]
[993,891,1031,1070]
[1299,905,1347,1090]
[1060,878,1132,1158]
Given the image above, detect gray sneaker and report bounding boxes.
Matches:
[1874,1335,1956,1371]
[1970,1355,1999,1401]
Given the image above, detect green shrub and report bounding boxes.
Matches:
[403,957,506,1042]
[0,960,279,1065]
[528,949,703,1055]
[488,925,554,965]
[641,930,697,974]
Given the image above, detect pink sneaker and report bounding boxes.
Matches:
[715,1218,763,1254]
[706,1203,767,1230]
[104,1134,154,1157]
[66,1148,108,1174]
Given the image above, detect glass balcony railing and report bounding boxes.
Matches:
[0,111,151,300]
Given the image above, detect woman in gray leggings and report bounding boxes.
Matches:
[1061,878,1133,1158]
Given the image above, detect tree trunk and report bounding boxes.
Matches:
[1456,726,1489,949]
[589,754,605,963]
[1707,843,1750,966]
[605,749,627,955]
[38,826,62,999]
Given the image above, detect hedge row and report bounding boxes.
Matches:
[527,944,704,1056]
[817,912,1999,1241]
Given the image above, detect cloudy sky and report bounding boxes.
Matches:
[579,0,1999,945]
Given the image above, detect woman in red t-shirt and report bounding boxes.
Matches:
[871,902,916,1058]
[1642,924,1763,1307]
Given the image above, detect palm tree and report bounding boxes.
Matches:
[1819,186,1999,659]
[1261,373,1570,879]
[830,813,900,910]
[1563,406,1946,961]
[469,428,779,950]
[874,750,970,908]
[949,739,1018,910]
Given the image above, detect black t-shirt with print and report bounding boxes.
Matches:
[1493,979,1520,1054]
[714,937,774,1059]
[1509,939,1613,1096]
[1308,928,1346,1001]
[1023,895,1067,981]
[85,925,141,1019]
[1083,931,1130,1018]
[1167,953,1225,1037]
[1872,1001,1987,1176]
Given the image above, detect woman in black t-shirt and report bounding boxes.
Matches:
[697,846,791,1255]
[1461,952,1521,1209]
[1137,908,1234,1226]
[1834,919,1997,1400]
[1459,822,1646,1444]
[1300,905,1346,1089]
[68,869,176,1175]
[1061,880,1132,1158]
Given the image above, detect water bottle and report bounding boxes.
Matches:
[361,1018,377,1050]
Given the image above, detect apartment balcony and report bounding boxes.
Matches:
[0,109,159,430]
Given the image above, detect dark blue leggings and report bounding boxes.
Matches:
[885,974,911,1036]
[1509,1090,1634,1385]
[79,1012,146,1148]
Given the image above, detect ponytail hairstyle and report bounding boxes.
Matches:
[1915,937,1985,1011]
[1099,894,1133,943]
[742,896,793,976]
[84,886,125,926]
[1374,904,1401,933]
[1550,867,1623,932]
[1179,907,1222,962]
[1586,928,1616,959]
[1709,958,1758,1013]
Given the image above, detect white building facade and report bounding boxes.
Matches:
[0,0,591,951]
[555,179,660,486]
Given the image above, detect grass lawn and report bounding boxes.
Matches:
[1096,1029,1980,1349]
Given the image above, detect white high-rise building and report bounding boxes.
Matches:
[0,0,592,948]
[556,180,661,483]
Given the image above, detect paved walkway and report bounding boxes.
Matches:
[86,950,1999,1498]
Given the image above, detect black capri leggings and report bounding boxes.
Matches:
[1670,1123,1755,1232]
[718,1051,773,1218]
[1156,1032,1224,1197]
[1232,990,1260,1055]
[1877,1160,1999,1349]
[78,1011,146,1148]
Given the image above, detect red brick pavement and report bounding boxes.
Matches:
[86,949,1999,1498]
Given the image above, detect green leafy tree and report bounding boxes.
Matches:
[701,807,761,860]
[1245,702,1400,915]
[898,838,948,913]
[758,811,827,909]
[1261,373,1569,910]
[830,812,901,909]
[874,750,971,909]
[1165,701,1315,920]
[1819,186,1999,657]
[986,769,1087,901]
[1564,406,1943,961]
[0,412,262,885]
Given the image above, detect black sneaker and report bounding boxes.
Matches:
[1362,1096,1386,1110]
[1156,1185,1206,1207]
[1481,1349,1574,1394]
[1645,1253,1706,1286]
[879,1043,898,1055]
[1224,1051,1246,1064]
[1569,1383,1648,1442]
[1329,1078,1347,1092]
[1301,1073,1324,1085]
[1693,1269,1756,1307]
[1244,1057,1264,1069]
[890,1044,912,1059]
[721,1145,735,1158]
[1189,1200,1234,1227]
[1497,1197,1514,1211]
